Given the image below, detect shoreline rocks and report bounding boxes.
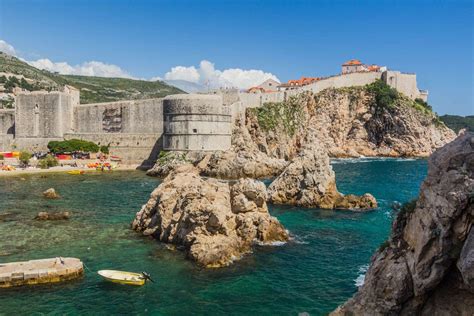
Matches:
[133,164,288,267]
[331,132,474,315]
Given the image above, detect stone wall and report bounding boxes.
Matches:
[64,133,162,166]
[163,94,232,151]
[15,92,75,139]
[237,71,425,109]
[74,99,163,134]
[0,109,15,135]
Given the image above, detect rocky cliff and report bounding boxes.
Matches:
[332,132,474,315]
[133,164,288,267]
[246,84,456,159]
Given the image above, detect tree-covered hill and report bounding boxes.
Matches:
[0,52,184,104]
[439,115,474,133]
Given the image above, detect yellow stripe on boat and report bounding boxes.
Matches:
[67,170,85,175]
[97,270,145,286]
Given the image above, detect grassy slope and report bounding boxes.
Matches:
[0,52,184,104]
[439,115,474,133]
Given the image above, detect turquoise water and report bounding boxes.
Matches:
[0,158,427,315]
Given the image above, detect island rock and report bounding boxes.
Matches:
[268,135,377,210]
[43,188,60,199]
[133,164,288,267]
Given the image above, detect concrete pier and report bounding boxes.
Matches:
[0,257,83,288]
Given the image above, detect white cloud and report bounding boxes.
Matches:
[0,40,17,56]
[28,58,133,78]
[164,60,279,89]
[1,39,279,86]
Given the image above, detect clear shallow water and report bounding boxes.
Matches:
[0,159,427,315]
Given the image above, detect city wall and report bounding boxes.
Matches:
[0,69,427,165]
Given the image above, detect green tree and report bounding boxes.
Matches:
[19,151,32,167]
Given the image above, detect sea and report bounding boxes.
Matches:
[0,158,427,315]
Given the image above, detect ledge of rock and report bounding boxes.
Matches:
[331,132,474,315]
[267,137,377,210]
[132,164,288,267]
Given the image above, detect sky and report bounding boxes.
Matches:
[0,0,472,115]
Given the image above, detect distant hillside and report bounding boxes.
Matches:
[0,52,184,104]
[164,79,207,93]
[439,115,474,133]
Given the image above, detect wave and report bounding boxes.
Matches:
[354,264,369,287]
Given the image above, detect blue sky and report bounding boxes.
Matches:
[0,0,472,115]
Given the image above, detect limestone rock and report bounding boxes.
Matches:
[267,138,377,210]
[245,88,456,159]
[331,132,474,315]
[35,211,70,220]
[132,164,288,267]
[43,188,60,199]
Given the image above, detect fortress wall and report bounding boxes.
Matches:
[163,94,232,151]
[301,72,382,93]
[64,133,161,165]
[74,99,163,134]
[0,134,13,151]
[15,92,74,138]
[383,71,420,99]
[0,109,15,135]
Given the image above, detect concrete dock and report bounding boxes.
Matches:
[0,257,83,288]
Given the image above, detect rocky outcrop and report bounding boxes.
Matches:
[246,88,456,159]
[267,135,377,210]
[35,211,70,220]
[132,164,288,267]
[332,132,474,315]
[43,188,60,199]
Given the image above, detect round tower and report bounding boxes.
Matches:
[163,94,232,151]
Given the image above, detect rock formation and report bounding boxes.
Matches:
[267,134,377,210]
[43,188,60,199]
[133,164,288,267]
[331,132,474,315]
[245,88,456,159]
[35,211,70,220]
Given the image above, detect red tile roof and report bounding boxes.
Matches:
[343,59,362,66]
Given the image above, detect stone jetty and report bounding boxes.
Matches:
[0,257,83,288]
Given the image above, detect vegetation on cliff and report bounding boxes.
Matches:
[247,95,305,137]
[0,52,184,104]
[439,114,474,133]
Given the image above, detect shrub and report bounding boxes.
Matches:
[38,154,59,169]
[100,145,110,154]
[248,96,304,136]
[47,139,100,154]
[414,98,432,112]
[19,151,32,167]
[366,79,399,109]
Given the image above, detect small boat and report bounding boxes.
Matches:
[97,270,153,286]
[67,170,85,175]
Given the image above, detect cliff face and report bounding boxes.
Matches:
[246,87,456,159]
[332,132,474,315]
